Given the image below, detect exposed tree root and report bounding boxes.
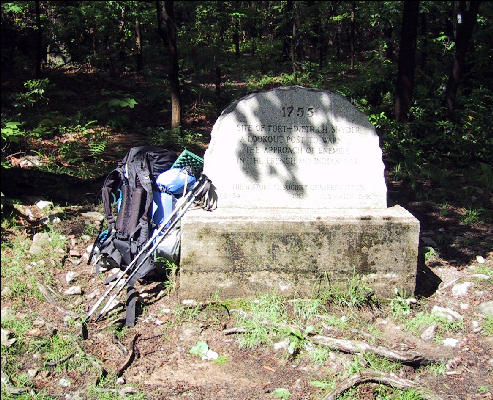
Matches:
[322,370,443,400]
[311,335,441,367]
[116,333,140,377]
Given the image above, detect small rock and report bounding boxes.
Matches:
[451,281,473,297]
[1,328,16,347]
[27,369,38,378]
[460,303,469,310]
[478,301,493,316]
[65,271,78,283]
[202,349,219,361]
[59,378,72,387]
[432,305,463,321]
[85,289,100,301]
[29,232,50,255]
[69,258,81,266]
[420,323,437,342]
[33,318,46,328]
[442,338,459,347]
[25,328,43,337]
[35,200,53,210]
[86,245,94,254]
[273,338,290,351]
[69,249,81,257]
[1,370,10,385]
[161,308,171,314]
[116,377,125,385]
[64,286,82,295]
[476,255,486,264]
[41,216,61,225]
[1,286,12,297]
[81,211,104,222]
[182,299,198,307]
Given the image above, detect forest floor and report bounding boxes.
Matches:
[1,69,493,400]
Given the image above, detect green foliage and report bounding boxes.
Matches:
[389,289,412,319]
[405,311,463,339]
[236,292,287,348]
[12,79,51,109]
[1,121,25,144]
[460,208,482,225]
[482,316,493,336]
[272,387,291,399]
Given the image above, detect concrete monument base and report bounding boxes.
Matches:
[179,205,419,300]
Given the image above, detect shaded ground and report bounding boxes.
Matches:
[2,70,493,400]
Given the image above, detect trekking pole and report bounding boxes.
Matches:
[85,175,211,323]
[94,175,211,321]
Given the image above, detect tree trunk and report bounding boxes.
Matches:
[394,1,419,122]
[350,2,356,69]
[444,1,481,115]
[233,18,240,57]
[35,0,42,77]
[157,0,181,130]
[135,18,143,71]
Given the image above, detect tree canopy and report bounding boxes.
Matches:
[1,1,492,184]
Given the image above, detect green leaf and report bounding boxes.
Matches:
[189,341,208,357]
[272,388,291,399]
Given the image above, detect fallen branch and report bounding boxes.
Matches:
[223,327,247,335]
[311,335,439,367]
[116,333,140,377]
[322,370,443,400]
[37,282,78,319]
[46,353,75,367]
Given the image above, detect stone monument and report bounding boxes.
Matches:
[179,86,419,299]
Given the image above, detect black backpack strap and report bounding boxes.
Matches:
[101,168,124,228]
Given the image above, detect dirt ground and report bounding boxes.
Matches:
[2,192,491,400]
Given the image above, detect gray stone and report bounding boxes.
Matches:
[180,206,419,299]
[420,323,437,342]
[1,328,16,347]
[431,305,463,321]
[29,232,50,255]
[451,281,473,297]
[64,286,82,295]
[65,271,78,283]
[35,200,53,210]
[59,378,72,387]
[180,86,419,300]
[203,86,387,209]
[478,301,493,316]
[81,211,104,222]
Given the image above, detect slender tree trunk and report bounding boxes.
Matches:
[444,1,481,115]
[135,18,143,71]
[233,17,240,57]
[290,1,298,82]
[157,0,181,130]
[350,2,356,69]
[394,1,419,122]
[35,0,42,77]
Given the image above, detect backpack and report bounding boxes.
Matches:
[93,146,199,326]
